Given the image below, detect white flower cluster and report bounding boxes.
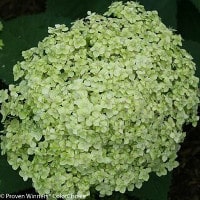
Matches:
[0,1,199,198]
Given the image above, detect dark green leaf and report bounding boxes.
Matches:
[183,40,200,80]
[46,0,115,20]
[0,155,32,193]
[127,173,171,200]
[189,0,200,12]
[177,0,200,43]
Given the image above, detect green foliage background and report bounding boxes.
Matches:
[0,0,199,199]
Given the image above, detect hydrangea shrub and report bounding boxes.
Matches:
[0,1,199,198]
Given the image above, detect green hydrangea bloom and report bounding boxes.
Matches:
[0,1,199,198]
[0,21,3,49]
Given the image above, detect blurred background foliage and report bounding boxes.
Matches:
[0,0,200,199]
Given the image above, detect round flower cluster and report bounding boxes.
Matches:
[0,21,3,49]
[0,1,199,198]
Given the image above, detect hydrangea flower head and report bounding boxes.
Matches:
[0,1,199,198]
